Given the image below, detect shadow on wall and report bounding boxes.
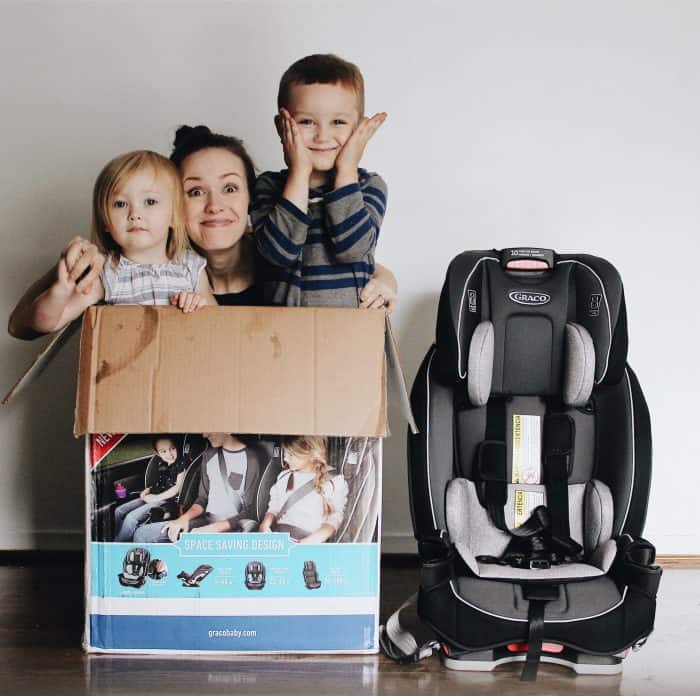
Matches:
[383,291,440,550]
[9,331,85,550]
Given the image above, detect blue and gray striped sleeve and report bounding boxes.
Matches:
[251,172,310,268]
[323,173,387,263]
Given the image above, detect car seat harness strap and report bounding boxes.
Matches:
[543,410,583,561]
[520,583,560,680]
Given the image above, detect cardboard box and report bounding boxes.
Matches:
[67,305,402,654]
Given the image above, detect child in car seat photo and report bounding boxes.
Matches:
[113,436,187,542]
[258,436,348,543]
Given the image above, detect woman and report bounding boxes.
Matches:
[8,125,397,336]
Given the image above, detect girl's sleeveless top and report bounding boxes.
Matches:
[101,250,206,305]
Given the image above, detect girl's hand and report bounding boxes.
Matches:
[170,291,208,313]
[61,236,106,295]
[335,112,387,182]
[279,108,313,177]
[142,494,159,503]
[359,276,396,313]
[258,523,272,534]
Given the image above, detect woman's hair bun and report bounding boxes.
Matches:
[173,124,212,148]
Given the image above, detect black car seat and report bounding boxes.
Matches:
[382,248,662,679]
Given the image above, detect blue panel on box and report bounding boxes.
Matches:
[90,614,376,651]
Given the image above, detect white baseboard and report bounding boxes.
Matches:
[1,529,83,551]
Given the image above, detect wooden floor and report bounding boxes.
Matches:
[0,556,697,695]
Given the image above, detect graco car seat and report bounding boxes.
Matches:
[382,248,661,679]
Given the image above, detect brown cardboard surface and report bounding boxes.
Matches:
[75,305,387,436]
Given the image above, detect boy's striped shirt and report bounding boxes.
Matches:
[251,169,387,307]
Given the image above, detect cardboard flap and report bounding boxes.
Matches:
[3,319,81,405]
[384,316,418,435]
[75,306,387,437]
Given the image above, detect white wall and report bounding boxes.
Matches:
[1,0,698,553]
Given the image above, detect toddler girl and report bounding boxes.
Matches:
[29,150,213,332]
[259,436,348,544]
[113,436,187,543]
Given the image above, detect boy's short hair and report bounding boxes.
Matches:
[92,150,189,262]
[277,54,365,116]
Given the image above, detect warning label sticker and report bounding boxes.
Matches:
[512,414,541,484]
[514,489,545,528]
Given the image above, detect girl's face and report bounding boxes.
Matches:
[180,148,250,252]
[284,451,314,472]
[107,167,174,263]
[154,438,178,464]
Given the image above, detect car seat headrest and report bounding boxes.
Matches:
[435,248,628,397]
[466,320,596,407]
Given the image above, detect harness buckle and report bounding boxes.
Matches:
[529,558,551,570]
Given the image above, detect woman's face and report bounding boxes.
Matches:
[180,148,250,252]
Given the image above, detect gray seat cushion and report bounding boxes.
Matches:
[446,478,617,580]
[452,574,623,621]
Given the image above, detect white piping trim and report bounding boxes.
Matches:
[556,259,613,383]
[620,369,636,532]
[425,348,438,530]
[449,580,629,624]
[457,257,499,379]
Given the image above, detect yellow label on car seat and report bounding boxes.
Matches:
[512,414,541,484]
[514,489,545,528]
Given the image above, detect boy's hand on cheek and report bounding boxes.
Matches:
[335,112,387,187]
[279,108,312,177]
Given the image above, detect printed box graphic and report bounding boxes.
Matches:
[86,433,382,653]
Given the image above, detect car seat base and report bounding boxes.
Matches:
[442,646,624,675]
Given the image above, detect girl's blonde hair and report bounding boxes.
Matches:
[283,436,335,517]
[91,150,189,261]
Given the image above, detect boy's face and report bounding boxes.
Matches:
[154,438,178,464]
[282,82,361,175]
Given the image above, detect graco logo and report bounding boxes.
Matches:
[508,290,551,306]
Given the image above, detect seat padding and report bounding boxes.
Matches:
[467,321,494,406]
[447,478,616,579]
[453,574,623,621]
[563,322,596,406]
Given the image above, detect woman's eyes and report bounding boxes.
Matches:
[332,119,348,126]
[187,185,238,197]
[145,198,158,206]
[112,200,127,208]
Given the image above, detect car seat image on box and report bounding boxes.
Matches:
[381,248,661,680]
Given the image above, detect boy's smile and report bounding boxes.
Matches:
[284,82,361,181]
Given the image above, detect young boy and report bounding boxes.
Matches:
[251,54,387,307]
